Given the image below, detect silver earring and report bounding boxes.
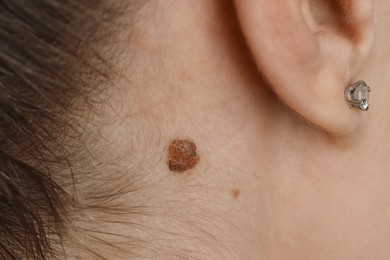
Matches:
[345,81,371,111]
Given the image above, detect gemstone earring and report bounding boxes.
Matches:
[345,81,371,111]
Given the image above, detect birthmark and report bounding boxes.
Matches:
[167,139,200,173]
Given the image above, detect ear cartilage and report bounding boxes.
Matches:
[345,81,371,111]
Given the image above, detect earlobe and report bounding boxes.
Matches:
[234,0,375,134]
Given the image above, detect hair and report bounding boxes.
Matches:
[0,0,143,259]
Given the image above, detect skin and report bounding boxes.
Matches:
[86,0,390,259]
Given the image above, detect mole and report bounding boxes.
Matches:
[167,139,200,173]
[232,188,240,199]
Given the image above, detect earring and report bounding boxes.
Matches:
[345,81,371,111]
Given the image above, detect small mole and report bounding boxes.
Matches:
[167,139,200,173]
[232,188,240,199]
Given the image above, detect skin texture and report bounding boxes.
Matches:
[88,0,390,259]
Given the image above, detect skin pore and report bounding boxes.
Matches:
[70,0,390,259]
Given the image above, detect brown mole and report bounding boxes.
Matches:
[232,188,240,199]
[167,139,200,173]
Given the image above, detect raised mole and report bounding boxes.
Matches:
[167,139,200,173]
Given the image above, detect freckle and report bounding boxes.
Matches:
[167,139,200,173]
[232,189,240,199]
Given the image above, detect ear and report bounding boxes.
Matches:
[234,0,375,134]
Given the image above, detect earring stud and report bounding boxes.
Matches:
[345,81,371,111]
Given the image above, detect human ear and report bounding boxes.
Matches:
[234,0,375,134]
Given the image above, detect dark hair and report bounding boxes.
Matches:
[0,0,139,258]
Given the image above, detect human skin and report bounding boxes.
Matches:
[86,0,390,259]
